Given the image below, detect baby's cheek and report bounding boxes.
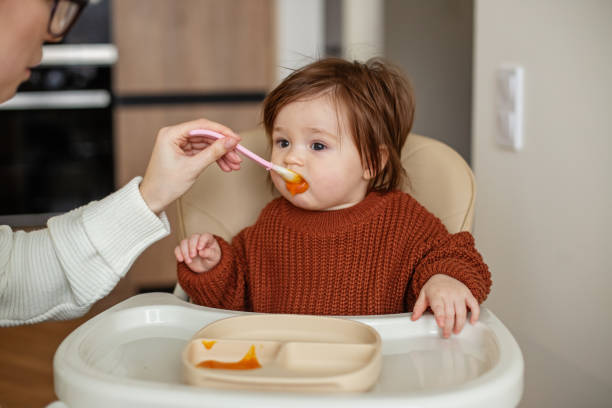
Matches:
[311,177,339,197]
[271,175,296,202]
[270,173,284,192]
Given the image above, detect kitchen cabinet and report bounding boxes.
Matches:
[113,0,274,94]
[112,0,274,290]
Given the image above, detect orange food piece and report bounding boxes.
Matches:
[196,345,261,370]
[202,340,216,350]
[285,179,309,195]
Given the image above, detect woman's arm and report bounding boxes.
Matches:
[1,118,241,326]
[0,177,169,327]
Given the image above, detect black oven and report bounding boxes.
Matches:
[0,0,115,227]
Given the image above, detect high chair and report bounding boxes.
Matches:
[51,128,523,408]
[173,128,476,299]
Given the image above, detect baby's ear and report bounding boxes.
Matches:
[363,145,389,180]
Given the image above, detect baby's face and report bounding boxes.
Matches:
[270,94,370,211]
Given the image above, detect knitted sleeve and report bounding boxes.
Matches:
[1,177,170,327]
[408,217,492,306]
[177,232,250,311]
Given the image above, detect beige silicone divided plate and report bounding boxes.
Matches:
[182,314,382,392]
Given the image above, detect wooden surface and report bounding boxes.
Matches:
[113,104,262,289]
[0,280,136,408]
[112,0,274,94]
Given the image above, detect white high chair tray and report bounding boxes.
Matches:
[53,293,523,408]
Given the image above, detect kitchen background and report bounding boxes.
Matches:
[0,1,610,407]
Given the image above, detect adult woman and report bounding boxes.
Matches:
[0,0,242,326]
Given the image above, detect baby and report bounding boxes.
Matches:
[175,58,491,338]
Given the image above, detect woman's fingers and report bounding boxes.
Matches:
[192,137,238,172]
[186,135,242,172]
[226,150,242,163]
[171,118,240,142]
[220,154,242,169]
[191,118,240,140]
[139,119,240,214]
[216,159,231,172]
[186,139,241,161]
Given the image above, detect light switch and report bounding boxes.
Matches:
[496,65,524,150]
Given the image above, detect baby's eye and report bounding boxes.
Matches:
[275,139,290,148]
[311,142,326,151]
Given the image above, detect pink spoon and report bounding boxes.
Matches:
[190,129,304,184]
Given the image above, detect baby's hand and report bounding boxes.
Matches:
[411,274,480,338]
[174,233,221,273]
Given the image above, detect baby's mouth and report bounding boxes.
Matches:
[285,177,309,196]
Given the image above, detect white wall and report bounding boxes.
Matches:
[275,0,385,82]
[384,0,474,163]
[274,0,325,82]
[342,0,384,61]
[472,1,612,406]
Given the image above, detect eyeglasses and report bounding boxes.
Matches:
[48,0,88,38]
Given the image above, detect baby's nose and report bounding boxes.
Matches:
[283,148,304,166]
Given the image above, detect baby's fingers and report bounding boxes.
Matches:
[411,291,428,321]
[188,234,201,258]
[197,233,216,251]
[467,295,480,324]
[180,239,192,264]
[430,299,446,329]
[443,302,455,338]
[454,299,467,334]
[198,246,218,261]
[174,246,184,263]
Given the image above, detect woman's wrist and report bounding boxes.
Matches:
[138,179,166,215]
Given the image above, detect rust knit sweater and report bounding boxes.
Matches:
[178,191,491,315]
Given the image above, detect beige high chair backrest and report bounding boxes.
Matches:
[174,128,475,298]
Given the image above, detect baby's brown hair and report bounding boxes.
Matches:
[263,57,415,192]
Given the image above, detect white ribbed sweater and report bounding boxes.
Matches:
[0,177,170,326]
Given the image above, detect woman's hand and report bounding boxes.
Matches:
[139,118,242,214]
[174,233,221,273]
[411,274,480,338]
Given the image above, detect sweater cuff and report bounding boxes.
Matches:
[412,258,490,303]
[81,176,170,276]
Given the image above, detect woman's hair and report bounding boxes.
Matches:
[262,57,415,192]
